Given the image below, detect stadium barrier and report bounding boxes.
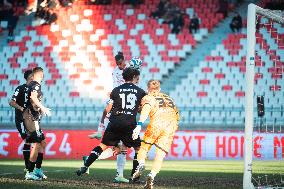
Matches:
[0,130,283,160]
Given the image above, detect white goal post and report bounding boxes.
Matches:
[243,3,284,189]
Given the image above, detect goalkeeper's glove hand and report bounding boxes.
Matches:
[132,122,142,140]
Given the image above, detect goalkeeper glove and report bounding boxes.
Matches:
[132,122,142,140]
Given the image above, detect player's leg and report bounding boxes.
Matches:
[131,141,152,179]
[76,143,108,176]
[114,143,128,183]
[77,124,120,176]
[16,120,30,172]
[144,147,166,189]
[144,121,178,189]
[34,139,47,179]
[25,142,41,180]
[132,125,157,179]
[22,142,31,172]
[120,129,144,182]
[23,117,42,180]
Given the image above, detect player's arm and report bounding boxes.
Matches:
[9,100,24,112]
[138,103,151,123]
[30,90,51,116]
[9,87,24,112]
[132,96,152,140]
[100,102,113,123]
[112,72,118,88]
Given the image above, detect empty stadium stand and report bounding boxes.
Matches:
[0,0,283,127]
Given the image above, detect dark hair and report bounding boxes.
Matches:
[115,51,124,62]
[122,67,140,82]
[32,67,44,74]
[24,70,33,80]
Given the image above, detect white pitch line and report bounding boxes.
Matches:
[0,170,65,176]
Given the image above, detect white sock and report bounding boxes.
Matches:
[138,160,145,166]
[116,153,126,177]
[98,148,115,160]
[149,171,157,179]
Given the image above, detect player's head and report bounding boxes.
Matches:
[32,67,44,83]
[122,67,140,84]
[147,80,161,94]
[115,51,126,70]
[24,69,33,83]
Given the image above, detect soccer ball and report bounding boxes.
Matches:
[129,57,142,70]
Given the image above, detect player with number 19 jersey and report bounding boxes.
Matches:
[109,83,146,127]
[102,82,146,147]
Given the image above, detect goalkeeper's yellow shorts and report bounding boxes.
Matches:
[142,119,178,153]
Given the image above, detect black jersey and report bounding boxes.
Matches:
[24,81,43,120]
[11,84,27,120]
[109,83,146,127]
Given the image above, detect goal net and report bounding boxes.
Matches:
[243,3,284,189]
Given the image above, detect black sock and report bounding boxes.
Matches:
[28,161,36,172]
[131,152,139,176]
[23,144,30,169]
[85,146,103,167]
[36,153,43,169]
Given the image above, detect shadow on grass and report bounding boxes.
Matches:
[0,164,245,189]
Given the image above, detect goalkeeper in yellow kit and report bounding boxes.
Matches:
[131,80,179,189]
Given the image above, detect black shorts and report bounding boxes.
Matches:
[101,122,141,149]
[25,129,45,143]
[15,119,27,140]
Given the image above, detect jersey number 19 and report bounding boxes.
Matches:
[119,93,137,110]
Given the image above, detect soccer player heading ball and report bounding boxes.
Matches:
[131,80,179,189]
[88,52,144,183]
[76,67,147,179]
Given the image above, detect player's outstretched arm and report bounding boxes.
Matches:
[30,90,51,116]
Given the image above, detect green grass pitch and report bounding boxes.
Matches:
[0,160,283,189]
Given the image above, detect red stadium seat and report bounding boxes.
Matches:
[45,80,56,85]
[222,85,232,91]
[70,91,80,97]
[270,85,281,91]
[215,73,225,79]
[10,80,20,85]
[149,67,160,73]
[199,79,210,85]
[235,91,245,97]
[197,91,208,97]
[0,74,8,80]
[202,67,212,73]
[0,91,7,97]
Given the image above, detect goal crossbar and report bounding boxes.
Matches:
[255,5,284,24]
